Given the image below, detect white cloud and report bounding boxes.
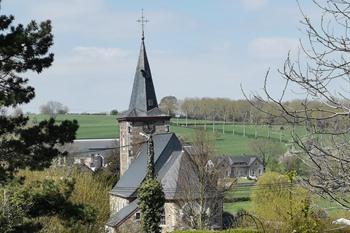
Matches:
[70,47,130,63]
[240,0,268,10]
[249,37,299,59]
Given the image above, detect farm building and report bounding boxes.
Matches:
[105,33,223,232]
[215,155,264,179]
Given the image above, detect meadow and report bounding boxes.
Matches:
[29,114,305,155]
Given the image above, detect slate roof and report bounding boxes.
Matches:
[118,39,169,119]
[107,133,209,227]
[111,132,186,198]
[72,139,118,153]
[106,199,139,227]
[229,155,261,167]
[63,139,119,158]
[216,155,262,168]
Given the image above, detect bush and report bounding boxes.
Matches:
[251,172,324,232]
[16,167,112,233]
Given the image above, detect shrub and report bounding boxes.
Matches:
[251,172,324,232]
[16,167,112,233]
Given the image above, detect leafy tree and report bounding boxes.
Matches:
[0,178,96,233]
[110,109,118,115]
[251,172,323,232]
[17,167,113,233]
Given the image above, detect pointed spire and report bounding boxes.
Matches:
[128,39,158,112]
[118,10,170,120]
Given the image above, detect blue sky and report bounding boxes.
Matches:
[3,0,318,113]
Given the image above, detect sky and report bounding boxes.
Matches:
[2,0,319,113]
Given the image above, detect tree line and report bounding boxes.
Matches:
[160,96,350,128]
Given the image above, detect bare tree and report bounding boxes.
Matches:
[175,130,234,230]
[40,101,69,118]
[249,139,285,172]
[245,0,350,209]
[159,96,178,116]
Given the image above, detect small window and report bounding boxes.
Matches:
[148,99,154,106]
[135,212,141,221]
[128,126,132,133]
[165,125,170,132]
[160,211,166,225]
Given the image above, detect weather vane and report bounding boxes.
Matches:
[137,9,149,40]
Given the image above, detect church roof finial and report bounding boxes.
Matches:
[137,9,149,40]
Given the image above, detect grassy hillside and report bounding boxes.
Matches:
[30,114,119,139]
[29,114,301,155]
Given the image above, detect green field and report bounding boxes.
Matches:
[30,114,119,139]
[28,114,303,154]
[224,201,253,214]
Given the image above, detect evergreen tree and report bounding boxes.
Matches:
[0,1,78,183]
[138,135,165,233]
[0,2,95,232]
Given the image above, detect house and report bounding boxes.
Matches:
[54,138,119,171]
[105,32,223,233]
[216,155,264,179]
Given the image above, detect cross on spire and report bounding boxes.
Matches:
[137,9,149,40]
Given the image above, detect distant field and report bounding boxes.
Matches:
[30,114,119,139]
[28,114,303,155]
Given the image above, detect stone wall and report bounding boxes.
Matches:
[162,202,181,232]
[119,121,130,176]
[119,119,170,176]
[108,199,223,233]
[110,194,129,213]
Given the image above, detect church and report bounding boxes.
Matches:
[105,22,223,233]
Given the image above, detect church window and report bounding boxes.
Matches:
[128,126,132,133]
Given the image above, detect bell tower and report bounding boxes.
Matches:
[117,15,171,176]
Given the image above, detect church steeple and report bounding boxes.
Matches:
[128,39,158,112]
[117,11,171,176]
